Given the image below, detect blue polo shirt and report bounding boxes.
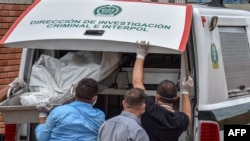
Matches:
[35,101,105,141]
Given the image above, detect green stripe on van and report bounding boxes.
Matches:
[198,103,250,130]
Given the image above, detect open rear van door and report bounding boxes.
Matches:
[0,0,192,53]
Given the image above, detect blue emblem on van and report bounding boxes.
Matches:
[94,5,122,17]
[211,43,219,69]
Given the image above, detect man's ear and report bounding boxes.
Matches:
[122,100,126,108]
[91,95,97,102]
[141,103,146,110]
[172,96,179,103]
[155,94,160,101]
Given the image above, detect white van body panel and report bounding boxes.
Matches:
[193,6,250,104]
[193,7,228,105]
[192,6,250,141]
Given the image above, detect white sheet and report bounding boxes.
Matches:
[20,51,121,105]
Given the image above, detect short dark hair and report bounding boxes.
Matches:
[124,88,146,108]
[157,80,177,103]
[75,78,98,100]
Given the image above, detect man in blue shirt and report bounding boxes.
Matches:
[98,88,149,141]
[35,78,105,141]
[132,41,194,141]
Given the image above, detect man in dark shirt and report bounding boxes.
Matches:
[132,41,194,141]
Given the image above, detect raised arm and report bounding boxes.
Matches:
[132,41,149,91]
[181,76,193,120]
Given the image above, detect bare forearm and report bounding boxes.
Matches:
[181,94,191,120]
[132,58,145,90]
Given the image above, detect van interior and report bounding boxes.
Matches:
[28,49,182,119]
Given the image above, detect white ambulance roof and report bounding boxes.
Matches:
[0,0,192,53]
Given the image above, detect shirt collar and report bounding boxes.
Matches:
[70,100,92,107]
[121,111,141,124]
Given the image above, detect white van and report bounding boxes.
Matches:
[1,0,250,141]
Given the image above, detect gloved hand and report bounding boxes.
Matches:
[36,102,53,118]
[9,78,27,94]
[182,76,194,95]
[136,41,149,60]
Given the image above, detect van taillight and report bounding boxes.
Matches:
[5,124,16,141]
[200,122,220,141]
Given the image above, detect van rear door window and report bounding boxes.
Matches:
[219,26,250,97]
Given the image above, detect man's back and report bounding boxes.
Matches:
[141,97,189,141]
[35,101,105,141]
[98,111,149,141]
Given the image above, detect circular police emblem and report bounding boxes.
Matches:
[94,5,122,16]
